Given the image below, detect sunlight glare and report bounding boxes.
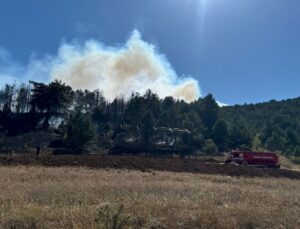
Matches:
[195,0,209,52]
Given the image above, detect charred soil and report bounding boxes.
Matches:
[1,154,300,179]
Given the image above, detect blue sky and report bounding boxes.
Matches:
[0,0,299,105]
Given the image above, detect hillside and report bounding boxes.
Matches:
[1,80,300,156]
[221,97,300,155]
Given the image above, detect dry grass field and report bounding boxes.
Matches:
[0,166,299,229]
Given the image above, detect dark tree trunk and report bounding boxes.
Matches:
[43,109,50,130]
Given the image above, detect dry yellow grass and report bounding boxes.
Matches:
[0,166,299,229]
[279,155,300,171]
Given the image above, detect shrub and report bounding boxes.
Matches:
[203,139,218,155]
[294,146,300,157]
[65,111,95,150]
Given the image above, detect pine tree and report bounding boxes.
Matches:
[65,110,95,150]
[265,131,286,152]
[140,111,155,146]
[212,120,229,152]
[30,80,72,129]
[198,94,219,136]
[16,84,31,113]
[229,122,251,149]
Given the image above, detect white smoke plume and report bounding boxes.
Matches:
[51,30,201,102]
[0,31,201,102]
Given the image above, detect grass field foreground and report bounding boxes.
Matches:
[0,166,299,228]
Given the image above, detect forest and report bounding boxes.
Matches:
[0,80,299,157]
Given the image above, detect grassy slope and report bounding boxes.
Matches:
[279,155,300,171]
[0,166,299,228]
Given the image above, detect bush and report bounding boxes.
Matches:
[284,146,295,156]
[65,111,95,150]
[203,139,218,155]
[294,146,300,157]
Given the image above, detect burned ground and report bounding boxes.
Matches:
[1,154,300,180]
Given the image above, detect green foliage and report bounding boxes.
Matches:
[144,89,161,120]
[191,133,204,149]
[203,139,218,154]
[30,80,72,129]
[198,94,219,134]
[229,122,251,149]
[286,128,298,146]
[212,119,229,151]
[252,134,263,151]
[30,80,72,113]
[104,123,112,135]
[162,96,175,110]
[221,98,300,153]
[265,131,286,152]
[140,111,155,145]
[124,93,145,127]
[2,80,300,154]
[0,84,15,113]
[16,84,31,113]
[65,111,95,149]
[294,146,300,157]
[284,146,295,156]
[182,110,205,133]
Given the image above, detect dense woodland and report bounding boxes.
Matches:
[0,80,299,157]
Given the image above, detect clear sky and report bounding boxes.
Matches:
[0,0,299,105]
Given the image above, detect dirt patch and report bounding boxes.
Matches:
[1,154,300,179]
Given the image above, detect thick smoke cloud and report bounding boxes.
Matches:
[0,31,202,103]
[51,31,201,102]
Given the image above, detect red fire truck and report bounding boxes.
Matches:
[225,151,280,168]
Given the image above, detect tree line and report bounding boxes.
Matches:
[221,99,300,156]
[0,80,299,156]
